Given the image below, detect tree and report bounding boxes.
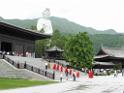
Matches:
[35,39,49,57]
[64,32,94,69]
[50,30,66,49]
[30,25,36,30]
[35,29,66,57]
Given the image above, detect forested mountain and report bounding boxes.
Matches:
[0,16,117,35]
[90,34,124,54]
[50,17,117,35]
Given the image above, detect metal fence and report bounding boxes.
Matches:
[0,54,3,59]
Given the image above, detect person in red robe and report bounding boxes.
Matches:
[90,69,94,78]
[69,69,72,75]
[76,71,80,78]
[57,64,59,71]
[88,69,94,78]
[53,64,56,70]
[88,70,91,78]
[60,65,63,72]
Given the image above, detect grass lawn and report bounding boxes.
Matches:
[0,78,56,90]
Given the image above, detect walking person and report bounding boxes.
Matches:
[65,67,68,80]
[57,64,59,71]
[91,69,94,78]
[60,65,63,72]
[45,62,48,70]
[60,72,63,82]
[48,63,51,69]
[88,69,94,79]
[122,69,124,76]
[69,69,72,75]
[76,71,80,78]
[53,63,56,71]
[73,71,76,81]
[114,70,117,77]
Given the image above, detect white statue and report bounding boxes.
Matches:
[42,8,50,18]
[37,8,53,35]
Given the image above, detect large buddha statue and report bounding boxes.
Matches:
[37,8,53,35]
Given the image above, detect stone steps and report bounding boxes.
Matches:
[0,59,50,80]
[3,55,84,80]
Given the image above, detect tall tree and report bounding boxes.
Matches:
[64,32,94,69]
[35,39,49,57]
[50,30,66,49]
[35,29,66,57]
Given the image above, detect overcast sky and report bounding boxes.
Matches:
[0,0,124,33]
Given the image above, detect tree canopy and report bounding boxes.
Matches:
[64,32,94,69]
[50,30,66,48]
[35,29,66,57]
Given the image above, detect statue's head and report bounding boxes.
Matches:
[42,8,50,18]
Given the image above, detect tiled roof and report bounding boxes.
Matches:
[93,61,115,65]
[97,46,124,58]
[46,46,64,52]
[0,21,51,40]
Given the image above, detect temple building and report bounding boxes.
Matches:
[93,61,115,69]
[45,46,64,60]
[94,46,124,69]
[0,21,50,57]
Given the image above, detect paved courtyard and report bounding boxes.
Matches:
[0,74,124,93]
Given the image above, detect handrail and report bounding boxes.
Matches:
[0,54,3,59]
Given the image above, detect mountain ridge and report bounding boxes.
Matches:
[0,16,117,35]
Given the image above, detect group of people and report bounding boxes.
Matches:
[44,61,94,82]
[0,51,14,55]
[112,69,124,77]
[52,63,81,82]
[0,51,35,58]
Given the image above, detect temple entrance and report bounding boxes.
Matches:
[1,42,12,52]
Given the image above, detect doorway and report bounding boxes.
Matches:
[1,42,12,52]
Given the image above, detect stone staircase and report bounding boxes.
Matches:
[4,55,71,80]
[2,55,85,81]
[0,59,50,80]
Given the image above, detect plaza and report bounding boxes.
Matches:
[0,74,124,93]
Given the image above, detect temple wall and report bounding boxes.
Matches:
[0,33,35,56]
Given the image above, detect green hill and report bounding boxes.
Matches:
[0,16,117,35]
[90,34,124,54]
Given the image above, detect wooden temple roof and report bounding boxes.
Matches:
[93,61,115,66]
[95,46,124,62]
[0,21,51,40]
[97,46,124,58]
[46,46,64,52]
[93,61,115,69]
